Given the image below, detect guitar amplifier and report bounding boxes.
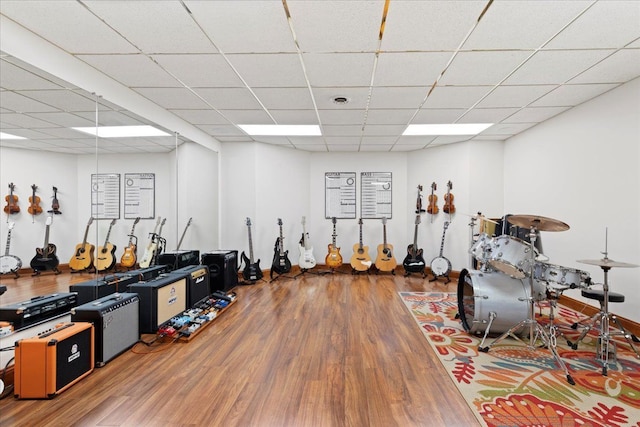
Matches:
[201,250,238,292]
[14,322,94,399]
[0,293,78,329]
[157,250,200,272]
[168,265,210,308]
[69,274,138,305]
[114,265,167,283]
[128,273,189,333]
[71,293,139,367]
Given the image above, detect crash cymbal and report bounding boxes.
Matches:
[507,214,570,232]
[577,258,639,268]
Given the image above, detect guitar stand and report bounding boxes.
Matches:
[269,271,294,283]
[429,273,451,284]
[351,267,371,275]
[31,267,61,277]
[293,268,325,278]
[403,270,426,278]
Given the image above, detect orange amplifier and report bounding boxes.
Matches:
[14,322,94,399]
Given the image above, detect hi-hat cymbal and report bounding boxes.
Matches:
[577,258,639,268]
[507,214,570,232]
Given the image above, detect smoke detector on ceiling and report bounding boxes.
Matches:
[332,96,350,105]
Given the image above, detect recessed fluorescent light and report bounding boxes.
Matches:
[403,123,493,136]
[0,132,26,140]
[72,125,170,138]
[239,124,321,136]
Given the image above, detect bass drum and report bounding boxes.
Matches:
[457,268,546,335]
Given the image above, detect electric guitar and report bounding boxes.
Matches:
[298,216,316,269]
[325,217,343,269]
[374,217,397,273]
[403,214,426,276]
[120,217,141,269]
[271,218,292,278]
[430,221,452,281]
[69,217,95,272]
[30,216,60,275]
[0,221,22,278]
[350,218,372,271]
[176,217,192,250]
[94,219,117,272]
[139,217,163,268]
[241,217,263,281]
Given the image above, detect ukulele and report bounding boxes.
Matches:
[176,217,192,250]
[403,214,426,276]
[271,218,292,278]
[30,216,60,275]
[298,216,317,269]
[0,221,22,278]
[4,182,20,215]
[94,219,117,272]
[427,182,438,216]
[48,186,62,215]
[120,217,141,269]
[415,184,425,214]
[28,184,42,216]
[241,217,263,281]
[350,218,372,272]
[69,217,95,272]
[443,180,455,215]
[374,217,397,273]
[429,221,452,282]
[325,217,343,269]
[139,217,164,268]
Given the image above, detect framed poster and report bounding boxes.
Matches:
[360,172,392,219]
[91,173,120,219]
[124,173,155,219]
[324,172,356,219]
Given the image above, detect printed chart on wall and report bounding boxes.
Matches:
[124,173,155,219]
[91,173,120,219]
[360,172,392,219]
[325,172,356,219]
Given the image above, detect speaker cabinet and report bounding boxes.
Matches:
[157,250,200,272]
[168,265,210,308]
[70,274,138,305]
[201,250,238,293]
[128,273,189,333]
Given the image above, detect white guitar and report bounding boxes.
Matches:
[298,216,316,269]
[139,217,163,268]
[0,221,22,278]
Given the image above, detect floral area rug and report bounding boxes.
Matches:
[399,292,640,427]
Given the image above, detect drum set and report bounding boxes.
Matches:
[457,214,639,384]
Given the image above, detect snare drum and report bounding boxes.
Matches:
[533,262,590,289]
[487,235,538,279]
[457,269,546,335]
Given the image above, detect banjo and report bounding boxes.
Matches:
[0,221,22,278]
[430,221,452,281]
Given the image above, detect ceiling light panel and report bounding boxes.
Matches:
[72,125,170,138]
[0,132,26,140]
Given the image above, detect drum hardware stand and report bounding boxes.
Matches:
[544,288,574,349]
[479,223,575,385]
[477,311,498,348]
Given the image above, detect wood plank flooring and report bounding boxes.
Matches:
[0,268,479,426]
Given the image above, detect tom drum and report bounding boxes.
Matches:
[487,235,538,279]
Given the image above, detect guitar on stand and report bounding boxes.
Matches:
[374,217,396,274]
[120,217,141,269]
[176,217,192,250]
[298,216,317,271]
[429,221,452,283]
[139,217,163,268]
[48,186,62,215]
[271,218,292,280]
[350,218,372,273]
[403,215,426,277]
[241,217,263,283]
[416,184,425,214]
[69,217,95,272]
[94,219,117,272]
[0,222,22,279]
[30,216,60,275]
[325,217,343,271]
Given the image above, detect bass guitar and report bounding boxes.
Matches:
[403,215,426,277]
[4,182,20,215]
[325,217,343,269]
[94,219,117,272]
[69,217,95,272]
[241,217,263,281]
[28,184,42,216]
[374,217,397,273]
[30,216,60,275]
[0,221,22,278]
[271,218,292,278]
[350,218,372,272]
[429,221,452,283]
[120,217,141,269]
[298,216,316,269]
[139,217,163,268]
[176,217,192,250]
[48,186,62,215]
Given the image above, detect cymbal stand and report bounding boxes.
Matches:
[468,215,477,269]
[479,225,575,385]
[545,286,574,349]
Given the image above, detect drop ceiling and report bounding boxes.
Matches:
[1,0,639,154]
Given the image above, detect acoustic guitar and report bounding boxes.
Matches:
[325,217,343,269]
[298,216,316,270]
[271,218,292,278]
[139,217,164,268]
[241,217,263,281]
[4,182,20,215]
[0,221,22,278]
[30,216,60,275]
[374,217,397,273]
[402,215,426,276]
[120,217,141,269]
[350,218,372,272]
[94,219,117,272]
[69,217,95,272]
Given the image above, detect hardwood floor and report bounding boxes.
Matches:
[0,267,479,427]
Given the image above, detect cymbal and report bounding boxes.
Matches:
[507,214,570,232]
[577,258,639,268]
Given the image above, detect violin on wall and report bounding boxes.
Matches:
[427,182,438,215]
[4,183,20,215]
[443,180,455,215]
[28,184,43,216]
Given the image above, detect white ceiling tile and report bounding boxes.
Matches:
[428,136,472,147]
[197,124,245,137]
[390,145,424,152]
[152,54,244,88]
[481,122,538,135]
[25,112,95,128]
[359,145,392,152]
[360,136,398,145]
[226,54,307,87]
[253,88,315,109]
[439,51,533,86]
[0,128,62,140]
[470,135,508,142]
[318,110,366,126]
[375,52,452,86]
[184,1,296,53]
[569,49,640,84]
[327,144,361,152]
[133,88,211,110]
[253,136,292,146]
[218,110,273,124]
[501,107,570,124]
[365,109,416,125]
[287,136,326,145]
[396,136,437,146]
[312,87,372,109]
[530,83,618,107]
[298,145,328,152]
[457,108,520,124]
[0,60,62,90]
[413,108,468,123]
[322,125,365,137]
[1,112,59,128]
[303,53,376,87]
[369,87,427,109]
[363,125,407,136]
[324,137,362,145]
[18,90,96,112]
[476,85,556,108]
[628,38,640,48]
[169,109,231,125]
[269,110,319,124]
[76,110,149,126]
[79,55,181,88]
[422,86,493,109]
[1,91,60,113]
[217,137,254,143]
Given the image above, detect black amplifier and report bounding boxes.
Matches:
[128,273,189,333]
[71,293,139,366]
[69,274,138,305]
[157,250,200,272]
[201,250,238,292]
[115,265,167,283]
[168,265,210,308]
[0,292,78,329]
